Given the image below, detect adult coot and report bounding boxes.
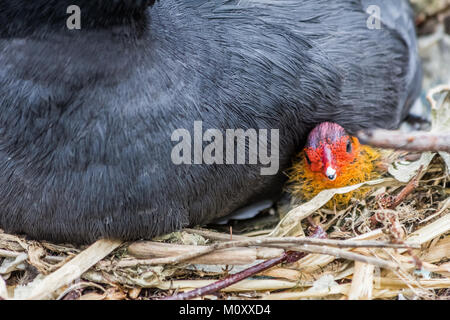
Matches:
[0,0,421,243]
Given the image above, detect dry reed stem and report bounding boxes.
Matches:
[16,239,122,300]
[157,279,300,292]
[120,238,416,268]
[348,260,374,300]
[128,241,283,265]
[0,249,22,258]
[420,236,450,262]
[407,213,450,245]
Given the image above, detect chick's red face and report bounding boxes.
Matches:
[304,123,360,181]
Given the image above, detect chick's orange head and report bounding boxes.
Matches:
[304,122,361,181]
[288,122,380,208]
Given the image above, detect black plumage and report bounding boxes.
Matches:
[0,0,421,243]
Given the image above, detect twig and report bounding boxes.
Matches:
[389,166,422,209]
[278,244,397,270]
[357,130,450,153]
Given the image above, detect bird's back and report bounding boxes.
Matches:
[361,0,422,119]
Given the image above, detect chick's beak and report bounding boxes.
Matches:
[325,166,337,181]
[322,144,337,181]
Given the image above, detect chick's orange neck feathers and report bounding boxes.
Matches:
[288,122,380,208]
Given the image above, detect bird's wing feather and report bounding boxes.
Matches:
[360,0,422,116]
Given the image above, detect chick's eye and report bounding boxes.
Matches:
[304,152,312,165]
[346,139,352,153]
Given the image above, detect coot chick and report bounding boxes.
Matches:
[288,122,381,208]
[0,0,421,243]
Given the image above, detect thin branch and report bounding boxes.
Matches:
[280,244,397,270]
[357,130,450,153]
[389,168,421,209]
